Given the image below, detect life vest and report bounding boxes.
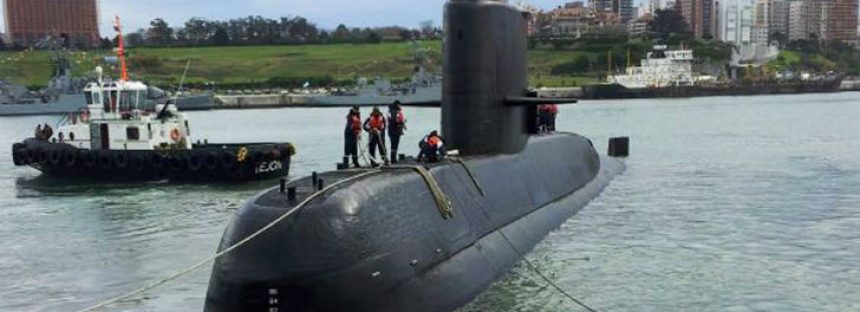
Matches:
[349,115,361,132]
[368,115,385,131]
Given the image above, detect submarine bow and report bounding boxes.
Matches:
[204,1,625,311]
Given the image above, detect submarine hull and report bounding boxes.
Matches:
[205,133,624,312]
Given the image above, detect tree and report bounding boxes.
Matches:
[148,18,174,46]
[125,31,145,47]
[212,26,231,45]
[185,18,212,44]
[332,24,350,43]
[649,9,690,41]
[100,37,113,49]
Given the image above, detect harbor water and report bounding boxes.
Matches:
[1,93,859,311]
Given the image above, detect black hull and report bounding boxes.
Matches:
[204,133,624,312]
[11,139,293,183]
[581,79,843,100]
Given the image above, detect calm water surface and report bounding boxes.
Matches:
[1,93,858,311]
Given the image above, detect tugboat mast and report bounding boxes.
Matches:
[113,16,129,82]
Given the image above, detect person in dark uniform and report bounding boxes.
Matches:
[417,130,446,162]
[343,106,362,168]
[363,106,387,166]
[387,101,407,164]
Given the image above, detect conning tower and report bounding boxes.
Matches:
[442,0,529,155]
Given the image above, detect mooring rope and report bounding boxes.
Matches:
[385,165,453,219]
[449,157,485,197]
[75,169,381,312]
[497,229,600,312]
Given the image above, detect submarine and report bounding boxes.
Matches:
[204,1,627,311]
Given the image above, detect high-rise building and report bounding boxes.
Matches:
[590,0,613,12]
[751,0,769,44]
[788,0,807,40]
[825,0,859,43]
[720,0,754,45]
[768,0,790,37]
[590,0,634,23]
[788,0,859,43]
[615,0,635,23]
[3,0,100,48]
[675,0,717,38]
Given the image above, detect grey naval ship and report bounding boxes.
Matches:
[204,1,628,311]
[1,42,212,117]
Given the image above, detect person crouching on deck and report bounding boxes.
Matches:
[418,130,446,163]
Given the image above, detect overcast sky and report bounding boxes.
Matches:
[1,0,648,34]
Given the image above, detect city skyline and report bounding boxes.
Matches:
[0,0,651,35]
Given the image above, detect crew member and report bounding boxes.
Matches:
[537,104,559,132]
[363,106,387,166]
[387,101,407,164]
[42,123,54,140]
[418,130,446,162]
[34,124,44,140]
[547,103,558,131]
[343,106,362,168]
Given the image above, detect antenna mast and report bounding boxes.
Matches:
[113,16,129,81]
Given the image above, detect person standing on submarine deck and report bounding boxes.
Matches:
[363,106,388,166]
[344,105,362,168]
[387,101,407,164]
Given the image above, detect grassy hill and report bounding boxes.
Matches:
[0,41,598,89]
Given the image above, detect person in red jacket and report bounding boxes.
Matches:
[537,104,559,132]
[363,106,388,166]
[418,130,446,162]
[343,106,362,168]
[387,101,407,163]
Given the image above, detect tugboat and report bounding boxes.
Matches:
[10,18,293,183]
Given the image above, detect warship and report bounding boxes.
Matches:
[305,41,441,107]
[204,1,627,311]
[0,36,212,116]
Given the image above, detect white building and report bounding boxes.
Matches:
[720,0,755,46]
[788,0,806,41]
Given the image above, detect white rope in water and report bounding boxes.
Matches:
[75,169,381,312]
[497,229,600,312]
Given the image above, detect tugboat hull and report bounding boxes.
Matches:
[204,134,624,312]
[11,139,293,182]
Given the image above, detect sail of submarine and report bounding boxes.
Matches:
[204,1,627,311]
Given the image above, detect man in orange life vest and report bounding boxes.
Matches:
[387,101,407,164]
[418,130,446,162]
[343,106,362,168]
[363,106,388,166]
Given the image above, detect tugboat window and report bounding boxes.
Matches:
[103,91,110,111]
[84,91,93,105]
[127,127,140,141]
[120,91,132,111]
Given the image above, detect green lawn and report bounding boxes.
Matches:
[0,41,600,89]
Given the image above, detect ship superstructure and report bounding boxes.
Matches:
[609,45,695,89]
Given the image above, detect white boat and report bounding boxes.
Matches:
[608,45,696,89]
